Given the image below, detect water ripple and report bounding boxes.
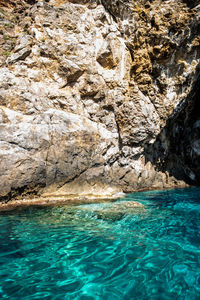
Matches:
[1,187,200,299]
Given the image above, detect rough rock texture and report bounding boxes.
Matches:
[0,0,199,202]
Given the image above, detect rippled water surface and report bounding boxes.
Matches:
[1,187,200,299]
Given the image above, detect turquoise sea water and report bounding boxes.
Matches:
[1,187,200,299]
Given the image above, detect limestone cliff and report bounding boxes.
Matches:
[0,0,199,203]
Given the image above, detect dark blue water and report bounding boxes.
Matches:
[1,187,200,299]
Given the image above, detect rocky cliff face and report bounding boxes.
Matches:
[0,0,199,203]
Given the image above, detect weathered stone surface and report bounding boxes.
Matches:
[0,0,199,204]
[0,106,119,199]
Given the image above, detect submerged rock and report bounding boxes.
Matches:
[79,201,144,221]
[0,0,199,202]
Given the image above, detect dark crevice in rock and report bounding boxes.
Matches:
[144,64,200,185]
[0,183,45,203]
[56,168,89,189]
[1,140,32,151]
[100,0,118,22]
[182,0,200,8]
[25,0,37,4]
[115,116,123,151]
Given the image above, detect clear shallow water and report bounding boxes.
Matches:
[1,188,200,299]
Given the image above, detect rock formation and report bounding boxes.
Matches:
[0,0,199,203]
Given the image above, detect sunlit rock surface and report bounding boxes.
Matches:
[0,0,199,202]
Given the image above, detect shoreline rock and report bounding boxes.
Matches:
[0,184,191,212]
